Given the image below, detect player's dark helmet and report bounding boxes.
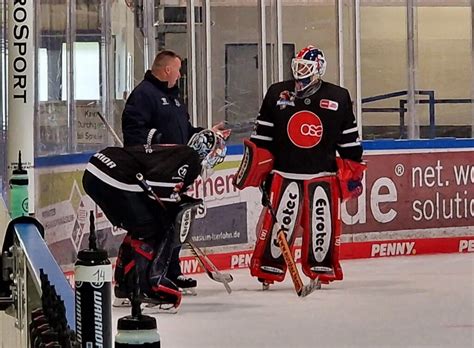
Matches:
[188,129,227,169]
[291,45,326,92]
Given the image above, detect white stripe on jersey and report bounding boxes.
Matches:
[338,141,361,148]
[160,197,179,202]
[342,126,358,135]
[86,163,180,201]
[146,180,178,187]
[256,120,274,127]
[251,134,273,141]
[86,163,143,192]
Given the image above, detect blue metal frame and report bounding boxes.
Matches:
[362,90,473,139]
[36,152,93,167]
[227,139,474,153]
[14,223,75,329]
[362,138,474,151]
[35,137,474,168]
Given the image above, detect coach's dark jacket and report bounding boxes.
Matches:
[122,70,202,146]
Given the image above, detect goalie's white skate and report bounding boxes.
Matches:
[180,287,197,296]
[113,297,131,308]
[143,302,179,314]
[172,275,197,296]
[113,298,179,314]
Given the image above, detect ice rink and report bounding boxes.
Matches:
[112,253,474,348]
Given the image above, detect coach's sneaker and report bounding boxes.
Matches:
[170,275,197,295]
[173,275,197,288]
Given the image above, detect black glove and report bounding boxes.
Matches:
[347,179,363,198]
[260,186,270,207]
[260,175,273,207]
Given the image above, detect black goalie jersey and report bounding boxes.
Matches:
[252,80,363,174]
[82,145,201,230]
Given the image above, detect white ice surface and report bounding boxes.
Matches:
[112,253,474,348]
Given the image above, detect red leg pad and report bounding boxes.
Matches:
[250,173,303,283]
[301,176,343,282]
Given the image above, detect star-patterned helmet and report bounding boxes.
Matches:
[291,45,327,92]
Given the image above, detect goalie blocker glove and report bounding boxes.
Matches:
[336,158,367,201]
[233,139,274,189]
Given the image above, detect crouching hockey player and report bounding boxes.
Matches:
[233,45,366,291]
[82,129,226,311]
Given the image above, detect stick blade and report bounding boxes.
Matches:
[210,271,233,294]
[298,278,321,298]
[187,242,233,294]
[210,272,233,283]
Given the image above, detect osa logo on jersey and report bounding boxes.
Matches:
[287,111,323,148]
[270,182,300,259]
[312,185,332,262]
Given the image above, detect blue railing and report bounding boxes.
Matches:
[362,90,473,138]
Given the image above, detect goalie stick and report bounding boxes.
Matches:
[260,187,320,297]
[135,174,233,293]
[96,111,125,147]
[187,241,233,294]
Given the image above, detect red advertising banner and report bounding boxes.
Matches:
[63,236,474,283]
[342,150,474,234]
[178,236,474,274]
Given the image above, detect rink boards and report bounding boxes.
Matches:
[34,138,474,276]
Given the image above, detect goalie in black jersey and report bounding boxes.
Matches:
[234,45,366,289]
[82,129,227,310]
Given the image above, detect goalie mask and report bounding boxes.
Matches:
[188,129,227,170]
[291,45,326,93]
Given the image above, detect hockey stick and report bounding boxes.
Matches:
[187,241,233,294]
[260,187,319,297]
[96,111,124,147]
[94,112,232,290]
[135,174,233,293]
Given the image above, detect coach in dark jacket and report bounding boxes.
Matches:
[121,50,201,294]
[122,54,202,146]
[120,50,230,297]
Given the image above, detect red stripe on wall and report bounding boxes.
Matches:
[64,236,474,283]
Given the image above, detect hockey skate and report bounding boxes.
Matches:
[141,277,182,314]
[113,296,180,314]
[258,278,273,291]
[114,284,181,314]
[113,238,182,313]
[114,272,182,312]
[171,274,198,296]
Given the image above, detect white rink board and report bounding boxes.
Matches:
[112,253,474,348]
